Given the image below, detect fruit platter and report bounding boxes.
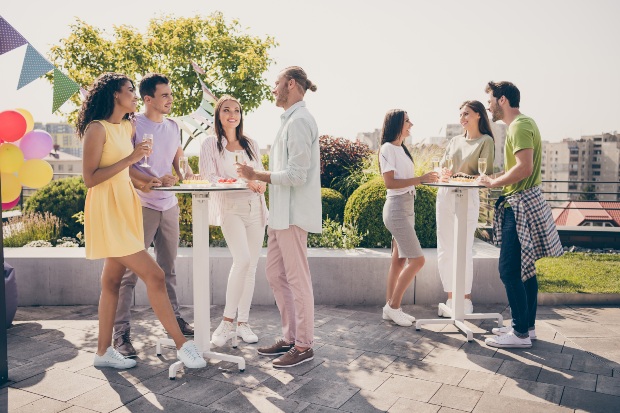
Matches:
[215,177,247,188]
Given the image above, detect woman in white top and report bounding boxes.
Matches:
[436,100,495,316]
[199,95,268,347]
[379,109,438,327]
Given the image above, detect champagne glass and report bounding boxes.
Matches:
[179,156,188,181]
[478,157,488,176]
[140,133,153,167]
[444,155,453,172]
[431,157,441,174]
[233,150,245,165]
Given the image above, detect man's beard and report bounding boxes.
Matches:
[276,88,289,107]
[491,106,503,122]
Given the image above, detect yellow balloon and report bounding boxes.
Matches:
[18,159,53,189]
[0,143,25,173]
[15,108,34,133]
[1,173,22,203]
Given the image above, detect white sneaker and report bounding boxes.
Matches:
[383,303,414,322]
[236,323,258,343]
[211,320,237,347]
[464,299,474,314]
[94,346,137,369]
[485,331,532,348]
[382,303,413,327]
[438,299,452,317]
[177,340,207,368]
[492,326,537,340]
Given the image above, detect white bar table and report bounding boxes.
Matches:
[152,186,247,379]
[415,182,503,341]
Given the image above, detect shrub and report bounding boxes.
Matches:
[344,177,438,248]
[320,135,372,188]
[321,188,346,223]
[308,218,364,249]
[3,212,61,247]
[23,176,87,238]
[177,193,226,247]
[331,155,380,199]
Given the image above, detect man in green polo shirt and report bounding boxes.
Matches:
[478,81,561,348]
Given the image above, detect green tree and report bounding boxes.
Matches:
[47,13,277,123]
[579,184,597,201]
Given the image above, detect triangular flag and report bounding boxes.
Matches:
[18,44,54,89]
[52,68,80,112]
[0,16,28,55]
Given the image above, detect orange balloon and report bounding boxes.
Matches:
[15,108,34,133]
[18,159,53,189]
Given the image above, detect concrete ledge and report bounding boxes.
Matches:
[538,293,620,305]
[5,240,508,306]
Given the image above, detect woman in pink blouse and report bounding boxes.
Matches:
[199,95,268,347]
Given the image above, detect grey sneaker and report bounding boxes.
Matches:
[273,347,314,368]
[113,329,136,358]
[94,346,137,369]
[257,338,294,356]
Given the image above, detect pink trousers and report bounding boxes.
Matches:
[265,226,314,347]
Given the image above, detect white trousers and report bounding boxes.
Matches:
[220,197,265,322]
[436,187,480,295]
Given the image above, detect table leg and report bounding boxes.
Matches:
[158,193,245,379]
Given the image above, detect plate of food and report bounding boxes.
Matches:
[448,174,479,186]
[180,179,212,188]
[215,178,247,188]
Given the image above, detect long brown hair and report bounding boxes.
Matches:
[213,95,256,161]
[378,109,413,172]
[460,100,495,140]
[282,66,317,93]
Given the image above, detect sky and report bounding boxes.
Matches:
[2,0,620,154]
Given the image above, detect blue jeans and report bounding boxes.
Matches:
[498,207,537,337]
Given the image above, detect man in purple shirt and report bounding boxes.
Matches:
[113,73,194,357]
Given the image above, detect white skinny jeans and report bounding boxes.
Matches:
[436,187,480,295]
[220,197,265,322]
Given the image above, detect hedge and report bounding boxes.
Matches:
[344,177,438,248]
[321,188,346,223]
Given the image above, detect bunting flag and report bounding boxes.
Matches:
[17,44,54,89]
[0,16,27,55]
[190,61,217,103]
[172,86,217,149]
[52,68,80,112]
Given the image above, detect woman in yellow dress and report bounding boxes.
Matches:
[78,72,205,369]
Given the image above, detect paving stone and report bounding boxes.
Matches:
[493,348,573,370]
[457,370,506,394]
[321,331,390,352]
[457,340,498,358]
[496,359,542,380]
[437,408,467,413]
[428,384,482,411]
[76,362,166,386]
[424,348,503,374]
[473,393,573,413]
[382,326,425,343]
[378,339,435,360]
[255,370,313,397]
[163,377,237,407]
[339,389,399,413]
[315,318,361,335]
[571,337,620,366]
[288,377,359,409]
[538,366,597,391]
[349,322,399,340]
[209,387,309,412]
[560,387,620,413]
[7,362,48,383]
[314,344,365,364]
[7,335,64,360]
[12,368,105,401]
[0,387,42,410]
[499,377,564,405]
[209,365,276,389]
[52,405,98,413]
[383,357,468,385]
[115,392,214,412]
[387,398,440,412]
[28,347,95,373]
[570,354,614,376]
[596,374,620,397]
[69,381,148,412]
[134,370,189,395]
[304,360,391,391]
[12,397,72,413]
[350,352,397,371]
[375,375,441,403]
[300,403,340,412]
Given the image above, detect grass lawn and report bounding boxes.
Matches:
[536,253,620,294]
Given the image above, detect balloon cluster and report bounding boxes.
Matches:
[0,109,54,210]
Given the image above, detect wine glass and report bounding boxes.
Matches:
[179,156,188,181]
[431,157,441,174]
[233,150,245,165]
[140,133,153,167]
[478,157,488,176]
[444,155,453,172]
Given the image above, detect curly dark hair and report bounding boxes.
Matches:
[76,73,135,139]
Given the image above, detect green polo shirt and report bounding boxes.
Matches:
[503,114,542,197]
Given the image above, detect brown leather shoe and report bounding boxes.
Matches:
[257,338,294,356]
[113,330,137,358]
[273,347,314,368]
[177,317,194,337]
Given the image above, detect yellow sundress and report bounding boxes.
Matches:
[84,119,144,259]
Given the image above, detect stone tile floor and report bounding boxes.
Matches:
[2,304,620,412]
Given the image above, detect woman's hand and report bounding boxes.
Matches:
[247,181,266,194]
[440,167,452,182]
[420,171,439,184]
[129,141,152,164]
[138,177,162,193]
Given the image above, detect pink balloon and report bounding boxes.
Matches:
[1,195,20,210]
[19,129,54,160]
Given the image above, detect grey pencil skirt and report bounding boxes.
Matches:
[382,192,423,259]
